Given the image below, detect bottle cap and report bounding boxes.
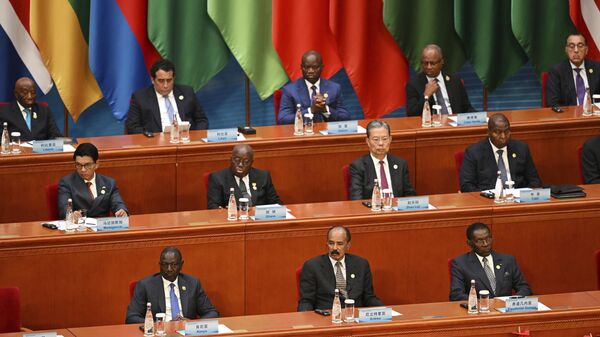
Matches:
[470,279,476,284]
[68,198,72,202]
[334,288,340,293]
[10,132,20,137]
[296,104,301,108]
[230,187,235,192]
[239,197,249,202]
[344,299,355,304]
[479,290,490,296]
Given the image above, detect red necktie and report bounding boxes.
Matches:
[86,182,95,201]
[379,161,389,190]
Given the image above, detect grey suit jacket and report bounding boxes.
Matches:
[207,167,282,209]
[546,59,600,107]
[58,172,128,219]
[405,72,474,116]
[0,101,61,141]
[349,154,416,200]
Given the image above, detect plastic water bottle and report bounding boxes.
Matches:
[144,302,154,336]
[468,279,478,314]
[421,97,432,127]
[65,198,74,231]
[371,179,382,211]
[227,187,237,220]
[170,112,180,143]
[331,288,342,323]
[494,171,504,204]
[583,87,593,116]
[294,104,304,136]
[1,122,10,155]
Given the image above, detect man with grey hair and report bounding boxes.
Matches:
[349,119,416,200]
[405,44,473,116]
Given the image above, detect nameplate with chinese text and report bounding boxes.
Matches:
[206,128,237,142]
[358,307,392,322]
[32,139,64,153]
[396,196,429,211]
[327,120,358,134]
[506,297,539,312]
[457,112,487,126]
[520,188,551,203]
[254,204,286,220]
[96,217,129,231]
[185,319,219,335]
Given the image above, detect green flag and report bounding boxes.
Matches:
[455,0,527,90]
[208,0,288,100]
[511,0,577,78]
[148,0,229,91]
[383,0,466,74]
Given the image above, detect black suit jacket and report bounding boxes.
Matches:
[126,85,208,134]
[583,135,600,184]
[450,251,532,301]
[405,72,474,116]
[0,102,61,141]
[58,172,128,219]
[298,254,383,311]
[125,272,218,323]
[546,59,600,107]
[207,167,282,209]
[460,139,542,192]
[349,154,416,200]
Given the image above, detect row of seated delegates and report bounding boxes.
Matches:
[57,143,128,219]
[126,59,209,135]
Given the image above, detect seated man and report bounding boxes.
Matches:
[278,50,350,124]
[460,113,542,192]
[207,144,282,209]
[0,77,61,141]
[126,247,218,323]
[547,33,600,107]
[582,135,600,184]
[450,222,532,300]
[349,119,416,199]
[298,226,383,311]
[126,59,209,134]
[58,143,128,219]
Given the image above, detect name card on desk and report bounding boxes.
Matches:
[358,307,392,323]
[96,217,129,231]
[397,196,429,211]
[32,139,64,153]
[505,297,538,312]
[457,112,487,126]
[206,128,237,142]
[520,188,551,203]
[254,204,286,220]
[24,333,57,337]
[185,319,219,335]
[327,120,358,134]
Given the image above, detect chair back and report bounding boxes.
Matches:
[541,72,549,107]
[0,287,21,333]
[273,89,282,125]
[45,183,59,220]
[342,164,351,200]
[454,151,465,191]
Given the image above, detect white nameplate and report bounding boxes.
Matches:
[506,297,539,312]
[254,204,286,220]
[24,333,57,337]
[396,196,429,211]
[520,188,551,203]
[327,120,358,134]
[206,128,237,142]
[32,139,64,153]
[185,319,219,335]
[358,307,392,323]
[96,217,129,231]
[457,112,487,126]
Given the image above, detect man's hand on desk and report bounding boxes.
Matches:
[114,209,128,217]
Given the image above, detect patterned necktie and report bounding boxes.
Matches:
[86,182,95,201]
[164,96,175,122]
[24,108,32,130]
[379,161,389,190]
[335,261,347,297]
[496,150,508,184]
[434,79,449,114]
[311,85,317,102]
[482,257,496,293]
[575,68,585,106]
[169,283,181,319]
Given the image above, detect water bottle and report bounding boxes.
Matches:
[170,112,180,143]
[65,198,74,231]
[331,288,342,323]
[227,187,237,221]
[583,87,593,116]
[494,171,504,204]
[421,97,432,127]
[467,279,478,314]
[371,179,382,211]
[294,104,304,136]
[1,122,10,155]
[144,302,154,336]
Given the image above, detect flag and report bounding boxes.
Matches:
[116,0,162,71]
[208,0,288,100]
[272,0,342,80]
[570,0,600,61]
[330,0,408,118]
[455,0,528,90]
[383,0,467,74]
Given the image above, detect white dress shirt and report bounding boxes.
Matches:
[155,90,181,131]
[426,72,453,114]
[329,255,346,280]
[84,173,97,199]
[235,175,252,197]
[162,276,183,321]
[570,61,590,106]
[489,140,513,183]
[370,154,393,197]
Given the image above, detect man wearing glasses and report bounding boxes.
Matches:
[547,33,600,107]
[207,144,282,209]
[57,143,128,219]
[349,120,416,200]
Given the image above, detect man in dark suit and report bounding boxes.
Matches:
[450,222,532,301]
[547,34,600,107]
[582,135,600,184]
[126,247,218,323]
[207,144,282,209]
[298,226,383,311]
[0,77,61,141]
[58,143,128,219]
[460,113,542,192]
[406,44,474,116]
[126,59,208,134]
[278,50,350,124]
[349,119,416,200]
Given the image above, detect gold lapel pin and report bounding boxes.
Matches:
[589,68,594,74]
[512,153,516,158]
[496,265,501,270]
[252,182,257,191]
[182,286,186,291]
[33,112,38,119]
[445,75,450,81]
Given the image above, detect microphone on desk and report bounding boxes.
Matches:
[551,106,564,113]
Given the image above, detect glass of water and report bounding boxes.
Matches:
[382,189,393,211]
[238,197,249,220]
[593,94,600,115]
[155,313,166,336]
[344,299,355,323]
[77,209,87,231]
[10,132,21,154]
[479,290,490,313]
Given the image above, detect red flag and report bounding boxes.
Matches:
[272,0,342,80]
[329,0,408,119]
[570,0,600,61]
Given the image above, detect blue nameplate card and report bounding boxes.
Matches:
[32,139,64,153]
[24,333,57,337]
[457,112,487,126]
[358,307,392,323]
[96,217,129,231]
[185,319,219,335]
[520,188,551,203]
[254,204,286,220]
[206,128,237,142]
[327,120,358,134]
[396,196,429,211]
[505,297,539,312]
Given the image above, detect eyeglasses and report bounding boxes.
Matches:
[75,162,95,170]
[566,43,587,50]
[232,157,251,166]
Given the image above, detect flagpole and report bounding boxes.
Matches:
[63,107,69,137]
[238,75,256,134]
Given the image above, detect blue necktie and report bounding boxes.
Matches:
[496,149,508,184]
[169,283,181,319]
[310,85,317,102]
[575,68,585,105]
[24,108,31,130]
[164,96,175,122]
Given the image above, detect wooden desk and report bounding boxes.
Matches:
[0,330,74,337]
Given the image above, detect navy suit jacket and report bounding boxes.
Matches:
[583,135,600,184]
[207,167,282,209]
[450,251,532,301]
[460,139,542,192]
[405,72,474,116]
[298,254,383,311]
[349,154,416,200]
[58,172,128,219]
[0,102,61,141]
[125,272,218,323]
[546,59,600,107]
[278,78,350,124]
[126,85,208,134]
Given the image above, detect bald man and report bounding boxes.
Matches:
[0,77,61,141]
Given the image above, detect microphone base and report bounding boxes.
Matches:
[238,125,256,135]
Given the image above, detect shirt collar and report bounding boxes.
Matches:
[162,276,179,289]
[570,60,586,70]
[426,72,444,83]
[305,79,321,91]
[16,101,28,113]
[156,90,174,99]
[488,139,506,153]
[370,153,388,164]
[84,174,97,185]
[329,255,345,269]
